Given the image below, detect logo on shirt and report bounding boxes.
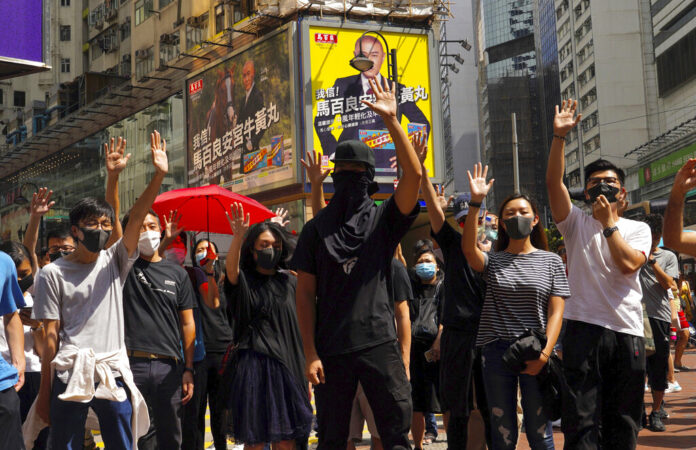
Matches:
[164,280,176,286]
[136,271,151,287]
[342,257,358,275]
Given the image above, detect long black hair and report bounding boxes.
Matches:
[495,193,548,252]
[239,222,295,273]
[0,241,31,269]
[193,238,223,281]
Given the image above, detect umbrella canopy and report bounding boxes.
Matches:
[153,185,274,234]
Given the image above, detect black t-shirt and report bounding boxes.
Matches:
[224,269,307,392]
[391,259,413,303]
[409,273,444,340]
[431,221,485,332]
[291,196,418,357]
[123,258,197,359]
[197,277,234,353]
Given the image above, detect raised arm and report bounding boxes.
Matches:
[546,100,582,223]
[122,131,168,256]
[594,195,646,274]
[461,163,493,272]
[270,207,291,228]
[301,150,330,216]
[362,79,422,215]
[414,132,451,234]
[104,137,131,247]
[224,202,250,286]
[157,210,184,257]
[23,188,55,272]
[664,159,696,255]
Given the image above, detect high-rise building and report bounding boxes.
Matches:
[474,0,560,215]
[553,0,655,189]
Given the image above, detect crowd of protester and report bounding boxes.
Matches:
[0,79,694,450]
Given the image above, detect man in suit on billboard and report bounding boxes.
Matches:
[237,60,265,155]
[314,35,430,173]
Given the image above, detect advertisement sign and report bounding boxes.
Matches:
[0,0,48,79]
[186,27,296,194]
[639,141,696,187]
[306,23,440,181]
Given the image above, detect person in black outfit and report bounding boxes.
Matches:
[222,205,313,448]
[408,240,444,450]
[237,60,265,157]
[413,135,488,449]
[120,210,197,449]
[293,79,422,449]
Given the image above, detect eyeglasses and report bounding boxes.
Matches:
[587,176,620,186]
[48,245,75,253]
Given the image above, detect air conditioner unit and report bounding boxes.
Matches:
[106,7,118,21]
[160,33,176,45]
[187,15,207,28]
[135,49,149,60]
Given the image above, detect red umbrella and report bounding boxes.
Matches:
[152,185,274,234]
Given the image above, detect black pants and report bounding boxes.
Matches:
[561,320,645,450]
[130,357,183,450]
[197,352,228,450]
[0,386,24,449]
[315,341,412,450]
[182,359,206,450]
[439,327,477,450]
[646,318,670,392]
[18,372,48,449]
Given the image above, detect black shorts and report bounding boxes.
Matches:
[410,339,441,413]
[439,327,476,418]
[646,317,670,391]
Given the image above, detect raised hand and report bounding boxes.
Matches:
[467,163,494,203]
[413,132,428,166]
[673,159,696,197]
[436,184,454,211]
[361,78,397,119]
[554,99,582,137]
[226,202,250,237]
[163,210,184,240]
[150,130,169,175]
[300,150,331,185]
[30,187,55,217]
[105,137,131,175]
[270,208,290,227]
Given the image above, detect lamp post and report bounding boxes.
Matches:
[349,31,399,106]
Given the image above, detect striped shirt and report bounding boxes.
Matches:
[476,250,570,346]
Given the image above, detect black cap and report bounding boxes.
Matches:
[453,193,486,222]
[331,140,375,168]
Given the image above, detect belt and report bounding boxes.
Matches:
[127,350,178,362]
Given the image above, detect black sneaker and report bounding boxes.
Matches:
[656,404,670,419]
[649,412,666,432]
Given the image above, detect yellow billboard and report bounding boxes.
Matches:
[308,25,436,179]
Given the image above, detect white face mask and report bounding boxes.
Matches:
[138,230,161,256]
[164,248,186,265]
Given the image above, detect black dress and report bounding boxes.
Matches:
[222,269,313,444]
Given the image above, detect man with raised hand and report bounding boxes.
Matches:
[546,100,651,449]
[293,79,422,449]
[33,131,169,449]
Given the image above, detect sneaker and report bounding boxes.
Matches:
[645,383,650,392]
[649,412,666,432]
[665,381,682,393]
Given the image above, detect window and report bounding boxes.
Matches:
[61,58,71,73]
[160,0,174,7]
[135,48,154,79]
[657,28,696,96]
[186,13,209,49]
[120,19,131,40]
[568,169,581,187]
[60,25,71,41]
[61,0,70,5]
[215,4,225,34]
[14,91,25,107]
[582,111,599,131]
[135,0,153,26]
[0,89,3,105]
[91,42,103,61]
[159,33,180,64]
[121,54,132,77]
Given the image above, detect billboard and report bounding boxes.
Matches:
[304,22,441,182]
[0,0,48,79]
[186,26,297,194]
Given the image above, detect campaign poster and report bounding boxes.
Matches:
[308,25,435,180]
[186,28,295,194]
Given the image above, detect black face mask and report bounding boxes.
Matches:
[255,247,281,270]
[49,250,73,262]
[332,169,379,198]
[18,274,33,293]
[503,216,534,240]
[79,227,111,253]
[587,182,620,203]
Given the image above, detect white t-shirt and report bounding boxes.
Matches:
[556,205,652,336]
[0,292,42,373]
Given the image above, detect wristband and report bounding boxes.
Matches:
[183,367,195,375]
[468,201,482,208]
[540,350,550,359]
[553,134,566,141]
[205,272,215,276]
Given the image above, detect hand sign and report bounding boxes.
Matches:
[361,78,397,119]
[673,159,696,196]
[163,210,184,239]
[105,137,131,175]
[270,208,290,228]
[30,187,55,217]
[150,130,169,175]
[467,163,494,202]
[553,99,582,137]
[300,150,331,185]
[226,202,250,236]
[412,132,428,166]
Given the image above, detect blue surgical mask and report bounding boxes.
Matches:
[415,262,437,280]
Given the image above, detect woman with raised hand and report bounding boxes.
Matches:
[461,163,569,450]
[221,202,312,450]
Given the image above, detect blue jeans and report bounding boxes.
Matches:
[425,412,437,437]
[50,376,133,450]
[481,341,554,450]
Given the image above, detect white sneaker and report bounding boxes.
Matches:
[552,418,562,428]
[645,383,650,392]
[665,381,682,393]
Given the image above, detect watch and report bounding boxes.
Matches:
[603,226,619,238]
[183,367,195,375]
[648,258,656,266]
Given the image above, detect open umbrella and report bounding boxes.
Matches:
[152,185,274,235]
